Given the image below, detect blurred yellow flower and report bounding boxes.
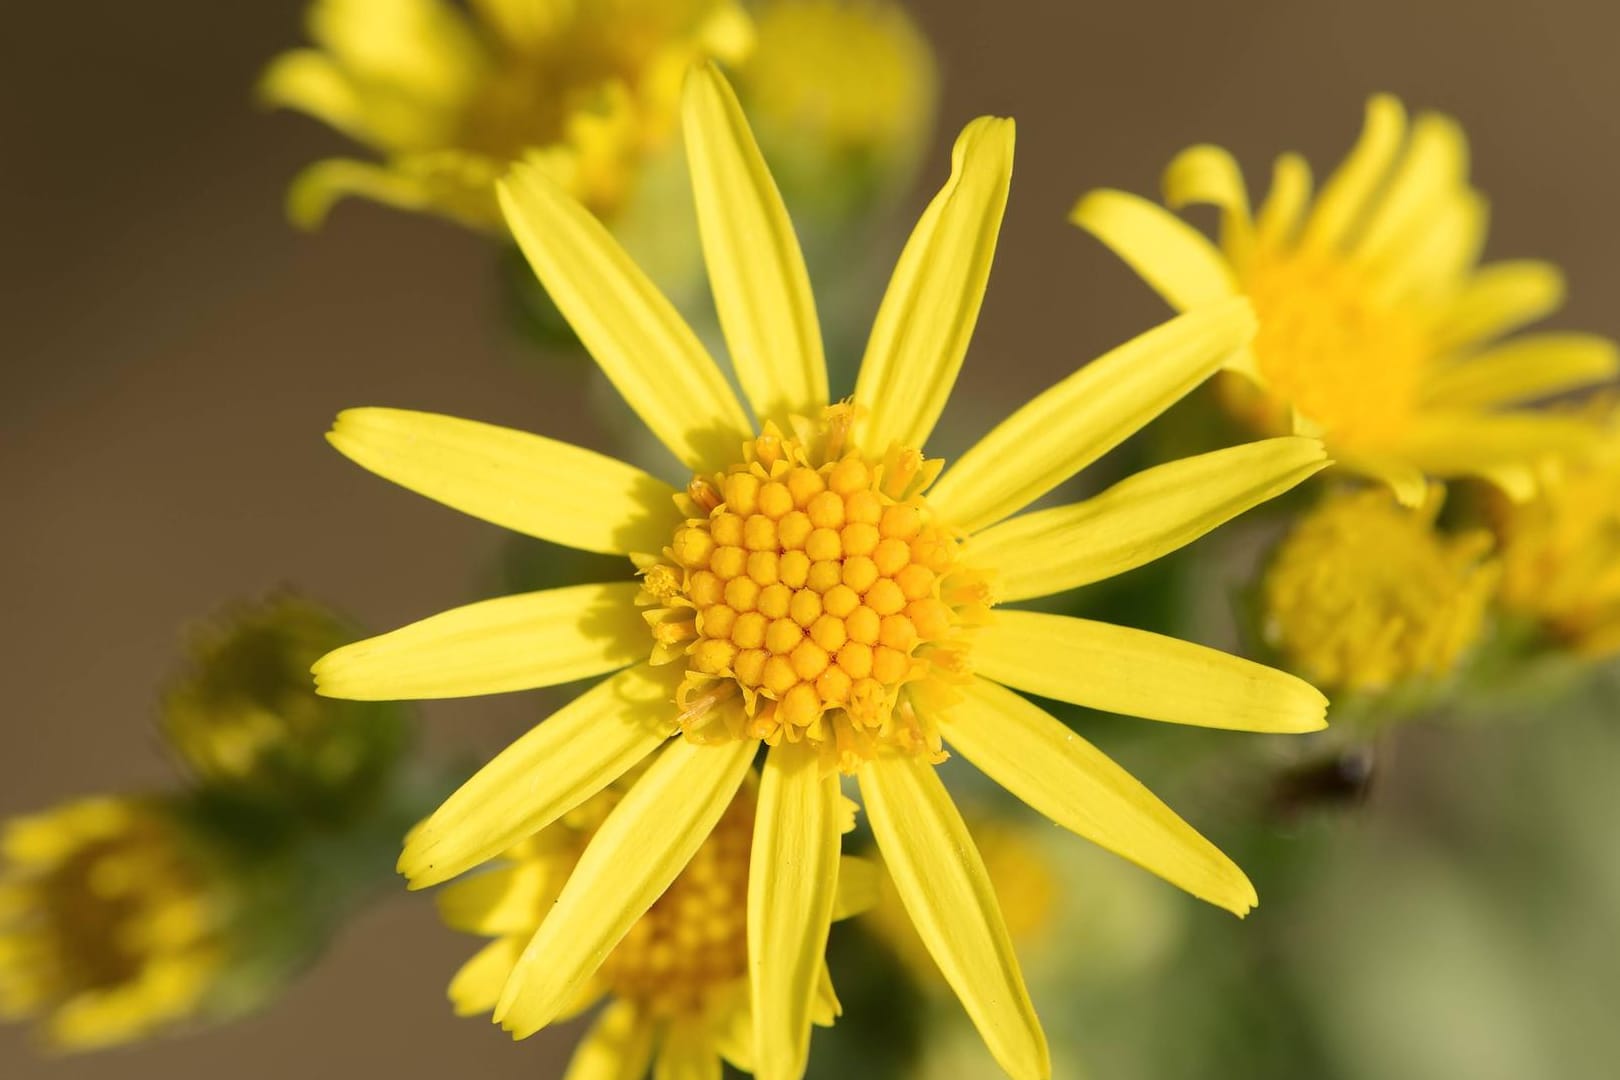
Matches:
[260,0,753,228]
[1263,488,1498,694]
[314,64,1327,1080]
[1073,96,1618,507]
[0,798,225,1051]
[1495,406,1620,657]
[438,772,875,1075]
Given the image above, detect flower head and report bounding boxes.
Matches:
[260,0,753,228]
[1072,96,1618,507]
[0,798,226,1051]
[315,63,1328,1079]
[1263,488,1498,694]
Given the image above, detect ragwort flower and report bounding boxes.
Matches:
[315,64,1327,1079]
[1073,95,1618,506]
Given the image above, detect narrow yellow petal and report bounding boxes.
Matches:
[935,678,1257,915]
[1333,453,1429,509]
[1366,187,1486,303]
[1424,333,1619,409]
[1351,112,1469,269]
[748,742,841,1080]
[831,855,881,920]
[448,937,523,1017]
[682,62,827,425]
[1069,188,1237,312]
[1396,411,1599,477]
[932,299,1256,533]
[283,157,443,230]
[312,582,645,701]
[435,862,556,935]
[971,437,1328,601]
[1163,144,1253,267]
[810,960,840,1027]
[711,986,756,1071]
[563,1001,656,1080]
[1300,94,1407,253]
[256,49,368,140]
[497,738,757,1037]
[1254,153,1313,252]
[328,408,678,555]
[975,611,1327,733]
[852,116,1015,455]
[655,1020,722,1080]
[498,162,751,471]
[857,754,1049,1080]
[1432,261,1565,354]
[400,664,676,888]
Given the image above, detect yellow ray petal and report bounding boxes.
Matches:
[831,855,881,920]
[1432,260,1565,354]
[448,937,523,1017]
[283,157,446,230]
[435,862,557,935]
[936,678,1256,915]
[975,611,1326,733]
[400,663,676,888]
[1299,94,1406,253]
[1367,186,1486,304]
[497,738,757,1037]
[1163,144,1253,267]
[857,754,1049,1080]
[852,116,1015,455]
[498,162,751,472]
[313,582,645,701]
[656,1019,722,1080]
[748,742,841,1080]
[683,62,826,426]
[1333,453,1429,509]
[1254,153,1313,252]
[971,437,1328,601]
[1425,333,1618,410]
[1069,188,1237,312]
[712,984,756,1071]
[932,299,1256,533]
[256,49,369,141]
[811,961,840,1027]
[328,408,678,554]
[1351,111,1469,269]
[563,1000,656,1080]
[1395,411,1599,477]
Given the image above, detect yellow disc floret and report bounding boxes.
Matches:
[639,407,986,770]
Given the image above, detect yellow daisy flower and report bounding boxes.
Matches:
[1072,95,1619,507]
[259,0,753,228]
[438,771,877,1076]
[0,798,225,1051]
[315,64,1328,1080]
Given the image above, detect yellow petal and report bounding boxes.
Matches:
[932,299,1256,533]
[748,742,841,1080]
[328,408,678,554]
[498,162,751,472]
[1333,453,1430,509]
[935,678,1256,915]
[1367,186,1486,303]
[1395,411,1599,476]
[1425,333,1619,409]
[831,855,881,920]
[1351,111,1469,269]
[1069,188,1237,312]
[1163,144,1253,267]
[1300,94,1407,253]
[563,1000,656,1080]
[682,62,827,425]
[811,960,840,1027]
[711,984,756,1070]
[435,862,556,935]
[975,611,1326,733]
[1432,261,1565,354]
[1253,153,1312,252]
[497,738,757,1037]
[655,1019,721,1080]
[400,664,676,888]
[857,754,1049,1080]
[256,49,369,140]
[971,437,1328,601]
[283,157,441,230]
[852,116,1015,455]
[448,937,523,1017]
[313,582,645,701]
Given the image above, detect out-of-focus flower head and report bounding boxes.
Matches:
[1262,487,1498,695]
[0,798,227,1051]
[435,771,876,1077]
[160,595,409,810]
[1494,401,1620,658]
[259,0,754,229]
[735,0,938,221]
[1073,96,1619,508]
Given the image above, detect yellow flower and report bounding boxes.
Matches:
[0,798,225,1051]
[259,0,753,228]
[314,64,1328,1080]
[1263,488,1498,694]
[1072,96,1619,508]
[437,771,876,1075]
[1494,406,1620,657]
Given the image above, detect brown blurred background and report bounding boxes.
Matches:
[4,1,1619,1076]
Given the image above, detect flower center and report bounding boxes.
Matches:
[640,408,985,771]
[596,784,753,1017]
[1245,253,1429,449]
